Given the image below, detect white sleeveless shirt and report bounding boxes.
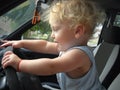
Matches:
[56,46,105,90]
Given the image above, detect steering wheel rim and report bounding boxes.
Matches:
[3,46,23,90]
[1,46,44,90]
[4,67,23,90]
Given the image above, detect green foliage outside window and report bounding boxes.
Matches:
[23,21,52,41]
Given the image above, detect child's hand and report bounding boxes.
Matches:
[0,40,22,48]
[1,51,22,71]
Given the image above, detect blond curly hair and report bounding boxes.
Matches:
[42,0,105,36]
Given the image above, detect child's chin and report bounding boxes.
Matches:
[58,46,67,51]
[58,46,64,51]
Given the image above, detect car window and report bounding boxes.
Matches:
[0,0,105,47]
[88,13,120,47]
[22,21,52,41]
[23,21,103,47]
[88,24,103,47]
[0,0,35,39]
[114,14,120,27]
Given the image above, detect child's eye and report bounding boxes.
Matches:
[51,26,60,32]
[51,28,56,32]
[53,27,59,31]
[53,28,58,31]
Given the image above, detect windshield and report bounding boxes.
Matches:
[0,0,35,39]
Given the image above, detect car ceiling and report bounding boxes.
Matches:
[0,0,120,16]
[94,0,120,10]
[0,0,26,16]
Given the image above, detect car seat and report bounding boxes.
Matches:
[93,26,120,90]
[107,73,120,90]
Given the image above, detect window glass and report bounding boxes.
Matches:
[114,14,120,27]
[22,21,52,41]
[0,0,35,39]
[88,14,120,47]
[88,24,103,47]
[22,1,104,47]
[23,22,103,47]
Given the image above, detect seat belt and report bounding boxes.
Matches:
[102,46,120,89]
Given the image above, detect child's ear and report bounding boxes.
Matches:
[74,24,84,39]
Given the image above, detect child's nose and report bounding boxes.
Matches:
[51,32,55,38]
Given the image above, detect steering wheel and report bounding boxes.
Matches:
[0,46,44,90]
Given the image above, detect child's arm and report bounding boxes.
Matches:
[20,40,58,54]
[2,48,91,77]
[0,40,59,55]
[19,49,91,76]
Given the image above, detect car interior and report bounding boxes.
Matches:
[0,0,120,90]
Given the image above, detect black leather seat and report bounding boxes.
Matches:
[93,26,120,90]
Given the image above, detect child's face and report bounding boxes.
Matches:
[49,15,77,51]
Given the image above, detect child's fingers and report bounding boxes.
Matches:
[2,59,11,69]
[4,51,13,56]
[2,51,14,68]
[2,51,12,62]
[0,41,12,47]
[0,40,8,43]
[2,55,11,69]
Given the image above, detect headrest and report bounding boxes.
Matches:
[102,26,120,44]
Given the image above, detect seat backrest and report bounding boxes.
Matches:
[99,45,120,89]
[93,42,118,76]
[108,73,120,90]
[99,45,119,82]
[93,26,120,89]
